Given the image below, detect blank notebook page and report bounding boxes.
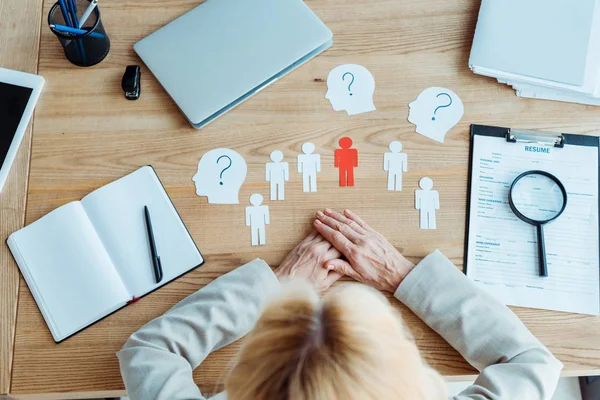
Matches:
[81,166,203,297]
[8,202,130,339]
[470,0,596,86]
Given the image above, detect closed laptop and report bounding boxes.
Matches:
[134,0,333,128]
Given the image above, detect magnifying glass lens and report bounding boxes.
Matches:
[511,174,566,222]
[509,171,568,278]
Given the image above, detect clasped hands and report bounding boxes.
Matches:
[274,209,415,293]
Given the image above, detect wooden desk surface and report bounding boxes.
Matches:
[0,0,42,395]
[3,0,600,397]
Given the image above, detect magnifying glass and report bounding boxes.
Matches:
[508,170,568,278]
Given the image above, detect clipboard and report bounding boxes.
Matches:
[464,124,600,315]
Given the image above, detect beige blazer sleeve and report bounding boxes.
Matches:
[117,259,280,400]
[395,250,563,400]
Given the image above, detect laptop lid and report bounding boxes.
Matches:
[134,0,332,127]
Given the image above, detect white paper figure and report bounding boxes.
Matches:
[408,87,464,143]
[383,141,408,191]
[246,193,270,246]
[298,142,321,193]
[415,177,440,230]
[266,150,289,201]
[193,148,247,204]
[326,64,376,116]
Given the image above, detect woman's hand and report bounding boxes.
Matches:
[313,209,415,293]
[274,231,344,293]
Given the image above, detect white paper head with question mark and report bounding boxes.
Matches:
[408,87,464,143]
[326,64,376,116]
[192,148,247,204]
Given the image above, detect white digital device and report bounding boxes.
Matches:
[0,68,44,193]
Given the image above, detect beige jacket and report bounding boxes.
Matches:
[117,250,563,399]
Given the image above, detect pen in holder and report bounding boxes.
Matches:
[48,0,110,67]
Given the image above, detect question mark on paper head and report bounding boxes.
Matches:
[432,93,452,121]
[342,72,355,96]
[216,155,232,186]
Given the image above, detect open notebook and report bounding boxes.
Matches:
[8,166,204,342]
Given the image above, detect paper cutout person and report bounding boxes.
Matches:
[246,194,270,246]
[383,141,408,191]
[408,87,464,143]
[326,64,376,116]
[193,148,247,204]
[266,150,289,201]
[298,142,321,193]
[335,137,358,187]
[415,177,440,230]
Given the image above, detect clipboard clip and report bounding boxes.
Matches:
[506,129,565,148]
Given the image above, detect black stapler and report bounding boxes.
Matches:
[122,65,141,100]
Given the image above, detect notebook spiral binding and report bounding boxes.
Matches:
[506,129,565,148]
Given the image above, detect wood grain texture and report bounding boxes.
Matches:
[12,390,126,400]
[9,0,600,396]
[0,0,42,395]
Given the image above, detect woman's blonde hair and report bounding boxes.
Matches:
[226,281,447,400]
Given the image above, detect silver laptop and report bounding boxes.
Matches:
[134,0,333,129]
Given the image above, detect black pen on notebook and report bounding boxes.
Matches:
[144,205,163,283]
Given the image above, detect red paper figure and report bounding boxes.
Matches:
[334,137,358,187]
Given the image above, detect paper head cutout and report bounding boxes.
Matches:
[408,87,464,143]
[419,177,434,190]
[270,150,284,163]
[302,142,316,155]
[326,64,376,116]
[249,193,263,206]
[193,148,247,204]
[339,137,353,149]
[389,140,403,153]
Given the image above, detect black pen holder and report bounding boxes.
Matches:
[48,0,110,67]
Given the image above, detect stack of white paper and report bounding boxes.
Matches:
[469,0,600,106]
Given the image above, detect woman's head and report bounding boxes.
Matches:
[226,281,447,400]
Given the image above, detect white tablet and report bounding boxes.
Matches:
[0,68,44,193]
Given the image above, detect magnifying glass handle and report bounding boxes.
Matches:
[537,225,548,277]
